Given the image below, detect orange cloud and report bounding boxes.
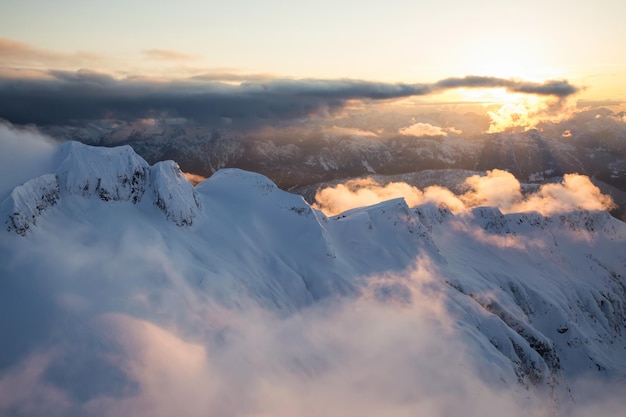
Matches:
[89,314,219,417]
[515,174,615,215]
[183,172,207,186]
[312,178,464,216]
[142,49,202,61]
[461,170,522,209]
[0,67,55,80]
[313,170,614,217]
[0,37,100,68]
[486,96,577,133]
[399,122,448,136]
[329,125,379,137]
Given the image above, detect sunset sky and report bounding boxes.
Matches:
[1,0,625,132]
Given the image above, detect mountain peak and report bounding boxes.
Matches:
[55,141,149,203]
[1,141,202,234]
[201,168,279,196]
[150,160,201,226]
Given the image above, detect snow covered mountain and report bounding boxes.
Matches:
[1,142,626,417]
[37,115,626,220]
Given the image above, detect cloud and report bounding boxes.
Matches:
[0,122,58,199]
[84,313,220,417]
[434,76,579,98]
[329,125,378,137]
[399,122,460,136]
[485,94,580,133]
[576,99,624,108]
[0,37,100,68]
[313,170,614,217]
[191,72,277,82]
[312,178,464,216]
[0,250,556,417]
[182,172,207,185]
[0,351,73,417]
[461,169,523,209]
[0,68,580,128]
[2,246,624,417]
[515,174,615,214]
[461,170,614,215]
[142,49,202,61]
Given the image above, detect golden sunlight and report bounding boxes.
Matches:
[441,88,546,133]
[486,95,543,133]
[443,86,577,133]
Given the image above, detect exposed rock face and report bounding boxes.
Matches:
[2,174,59,236]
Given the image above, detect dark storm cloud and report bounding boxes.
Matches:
[434,76,579,97]
[0,70,580,127]
[191,72,278,82]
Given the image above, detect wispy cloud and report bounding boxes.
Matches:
[0,122,58,199]
[0,38,100,68]
[399,122,461,137]
[142,49,202,61]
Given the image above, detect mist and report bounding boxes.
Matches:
[0,122,58,198]
[2,231,625,417]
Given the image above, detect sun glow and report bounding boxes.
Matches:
[445,86,577,133]
[435,87,547,133]
[485,94,546,133]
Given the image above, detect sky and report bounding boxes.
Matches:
[2,1,625,89]
[0,1,625,132]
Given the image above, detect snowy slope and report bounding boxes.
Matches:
[1,142,626,417]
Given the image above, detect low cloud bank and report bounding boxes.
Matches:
[0,256,561,417]
[314,170,615,216]
[1,253,624,417]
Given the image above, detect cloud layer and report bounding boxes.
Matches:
[314,170,615,216]
[0,68,580,128]
[0,253,563,417]
[1,241,624,417]
[0,38,101,68]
